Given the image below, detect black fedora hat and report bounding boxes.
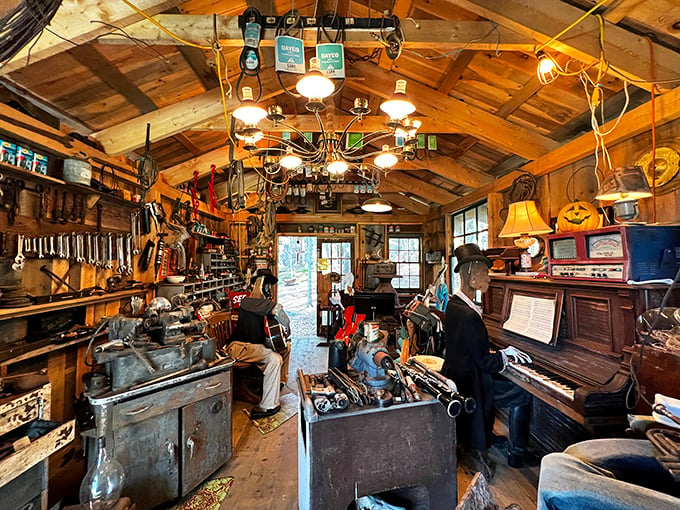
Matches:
[251,268,278,285]
[453,243,491,273]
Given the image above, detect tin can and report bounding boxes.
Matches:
[364,321,380,342]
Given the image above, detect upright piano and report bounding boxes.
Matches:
[483,275,678,452]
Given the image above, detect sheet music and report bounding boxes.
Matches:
[502,294,556,344]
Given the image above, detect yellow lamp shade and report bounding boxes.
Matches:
[499,200,553,238]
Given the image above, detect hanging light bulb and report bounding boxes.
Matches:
[233,87,267,125]
[296,57,335,112]
[327,154,348,175]
[361,195,392,213]
[395,118,421,143]
[279,148,302,170]
[374,145,398,169]
[536,51,559,85]
[380,80,416,126]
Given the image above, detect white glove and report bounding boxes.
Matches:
[502,346,532,364]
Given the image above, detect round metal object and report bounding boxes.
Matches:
[635,146,680,190]
[374,389,393,408]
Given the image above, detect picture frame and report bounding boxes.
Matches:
[315,192,342,213]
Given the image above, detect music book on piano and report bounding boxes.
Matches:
[502,294,556,344]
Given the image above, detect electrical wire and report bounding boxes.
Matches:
[0,0,63,67]
[536,0,613,53]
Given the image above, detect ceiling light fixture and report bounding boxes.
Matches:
[361,195,393,213]
[231,74,421,182]
[536,51,559,85]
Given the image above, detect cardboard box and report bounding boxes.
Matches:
[16,146,34,171]
[32,153,48,175]
[0,141,17,165]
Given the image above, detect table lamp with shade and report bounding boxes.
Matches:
[595,165,652,222]
[499,200,553,270]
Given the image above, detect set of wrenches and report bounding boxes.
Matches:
[17,232,140,274]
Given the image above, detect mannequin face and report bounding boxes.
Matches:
[469,263,490,294]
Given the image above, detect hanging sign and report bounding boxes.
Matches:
[316,43,345,78]
[275,36,305,73]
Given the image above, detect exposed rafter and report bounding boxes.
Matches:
[1,0,186,74]
[444,0,680,87]
[384,171,460,205]
[350,61,560,161]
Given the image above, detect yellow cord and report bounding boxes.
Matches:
[247,154,292,185]
[536,0,613,53]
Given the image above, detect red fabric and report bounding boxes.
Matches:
[208,164,218,212]
[191,171,200,220]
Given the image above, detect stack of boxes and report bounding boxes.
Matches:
[0,139,48,175]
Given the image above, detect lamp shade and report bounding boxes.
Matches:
[595,165,652,202]
[361,196,392,213]
[296,57,335,100]
[499,200,553,238]
[380,80,416,120]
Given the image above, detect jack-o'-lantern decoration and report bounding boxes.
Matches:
[557,201,600,232]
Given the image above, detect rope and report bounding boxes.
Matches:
[208,164,218,212]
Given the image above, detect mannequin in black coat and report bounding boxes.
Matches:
[442,244,533,475]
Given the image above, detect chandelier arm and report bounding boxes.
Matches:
[272,121,321,150]
[315,111,331,152]
[337,115,362,144]
[259,135,319,156]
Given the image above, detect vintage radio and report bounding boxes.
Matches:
[548,225,680,281]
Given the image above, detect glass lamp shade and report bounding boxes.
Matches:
[233,87,267,124]
[279,149,302,170]
[296,57,335,100]
[327,157,348,175]
[361,196,392,213]
[595,165,652,202]
[374,145,398,169]
[499,200,553,240]
[380,80,416,120]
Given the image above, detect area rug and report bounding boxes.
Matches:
[243,392,299,434]
[170,477,234,510]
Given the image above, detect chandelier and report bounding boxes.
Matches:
[232,57,422,211]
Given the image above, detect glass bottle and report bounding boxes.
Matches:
[80,403,125,509]
[80,437,125,509]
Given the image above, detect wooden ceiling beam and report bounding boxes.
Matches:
[162,145,249,187]
[436,84,680,216]
[383,193,430,215]
[101,16,534,51]
[398,157,493,189]
[91,68,284,155]
[444,0,680,87]
[377,0,413,70]
[384,171,460,204]
[437,50,476,95]
[351,61,559,160]
[1,0,186,74]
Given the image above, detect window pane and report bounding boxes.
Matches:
[477,203,488,230]
[465,233,477,244]
[389,238,399,251]
[478,230,489,250]
[464,208,476,233]
[322,244,330,258]
[453,236,465,249]
[454,214,464,236]
[342,243,351,258]
[408,250,419,262]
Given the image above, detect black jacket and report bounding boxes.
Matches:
[443,294,504,450]
[230,297,275,345]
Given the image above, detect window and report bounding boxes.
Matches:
[451,201,488,293]
[320,241,353,284]
[388,237,421,290]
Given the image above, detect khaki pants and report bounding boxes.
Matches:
[225,341,290,410]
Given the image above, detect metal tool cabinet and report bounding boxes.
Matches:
[87,364,233,510]
[297,377,458,510]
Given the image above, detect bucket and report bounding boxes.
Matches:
[63,158,92,186]
[364,321,380,342]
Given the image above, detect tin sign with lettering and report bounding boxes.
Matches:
[316,43,345,78]
[275,36,305,73]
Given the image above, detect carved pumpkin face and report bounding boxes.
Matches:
[557,201,600,232]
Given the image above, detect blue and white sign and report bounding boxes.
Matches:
[316,43,345,78]
[275,36,305,74]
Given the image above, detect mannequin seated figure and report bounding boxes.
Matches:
[225,268,291,420]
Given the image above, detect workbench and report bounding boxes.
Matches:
[297,376,457,510]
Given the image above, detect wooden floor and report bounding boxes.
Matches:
[213,336,540,510]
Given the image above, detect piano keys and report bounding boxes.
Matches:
[483,275,678,451]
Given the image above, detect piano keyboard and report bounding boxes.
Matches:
[506,363,580,402]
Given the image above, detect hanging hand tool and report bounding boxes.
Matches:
[11,234,25,271]
[154,232,168,275]
[40,265,76,292]
[138,239,155,271]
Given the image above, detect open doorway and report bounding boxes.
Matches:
[277,236,317,336]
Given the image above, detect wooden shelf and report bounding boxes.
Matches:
[0,289,147,321]
[0,162,140,210]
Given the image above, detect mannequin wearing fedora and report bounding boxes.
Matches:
[227,269,291,420]
[443,243,533,477]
